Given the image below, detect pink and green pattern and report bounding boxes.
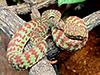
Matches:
[7,9,88,70]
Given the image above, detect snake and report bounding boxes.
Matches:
[6,9,88,70]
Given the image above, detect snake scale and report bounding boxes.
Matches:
[7,9,88,70]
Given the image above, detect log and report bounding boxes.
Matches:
[0,4,26,39]
[0,0,7,6]
[6,0,57,15]
[30,8,41,20]
[83,10,100,32]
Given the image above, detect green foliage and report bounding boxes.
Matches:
[58,0,85,6]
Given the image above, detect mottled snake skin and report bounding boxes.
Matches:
[6,9,88,70]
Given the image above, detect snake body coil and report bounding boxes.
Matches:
[7,10,88,70]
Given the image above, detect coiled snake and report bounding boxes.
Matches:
[7,9,88,70]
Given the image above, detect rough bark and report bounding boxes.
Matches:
[30,8,41,20]
[6,0,57,15]
[0,4,26,39]
[0,0,7,6]
[83,10,100,32]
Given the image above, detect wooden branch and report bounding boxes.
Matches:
[6,0,57,15]
[7,3,31,15]
[30,8,41,20]
[0,4,26,39]
[0,0,7,6]
[83,10,100,32]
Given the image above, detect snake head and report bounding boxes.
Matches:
[64,16,88,41]
[64,24,88,40]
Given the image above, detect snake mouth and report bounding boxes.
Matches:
[65,34,86,40]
